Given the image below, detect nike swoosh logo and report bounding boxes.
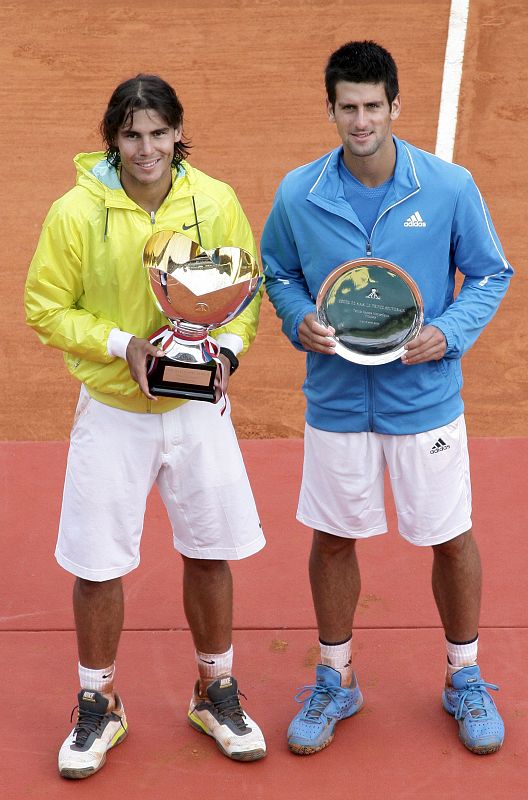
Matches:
[182,220,204,230]
[199,658,215,664]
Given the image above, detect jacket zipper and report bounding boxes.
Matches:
[365,238,374,429]
[364,193,418,430]
[146,210,156,413]
[367,367,374,431]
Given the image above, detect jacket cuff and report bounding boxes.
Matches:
[428,319,457,358]
[291,305,317,349]
[213,332,244,356]
[107,328,134,359]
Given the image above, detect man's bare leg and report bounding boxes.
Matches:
[182,556,232,656]
[432,529,481,642]
[309,530,361,642]
[73,576,124,708]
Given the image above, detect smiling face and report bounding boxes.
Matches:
[327,81,400,180]
[115,108,182,201]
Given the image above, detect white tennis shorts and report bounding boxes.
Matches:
[56,387,265,580]
[297,415,472,546]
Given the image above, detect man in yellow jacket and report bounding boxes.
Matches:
[25,74,266,778]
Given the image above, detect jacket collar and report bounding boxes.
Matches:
[308,136,420,209]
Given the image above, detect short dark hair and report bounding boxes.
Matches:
[100,74,191,167]
[325,41,399,107]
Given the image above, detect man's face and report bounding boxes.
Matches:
[327,81,400,161]
[115,108,181,189]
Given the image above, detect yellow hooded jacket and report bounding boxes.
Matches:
[25,152,262,413]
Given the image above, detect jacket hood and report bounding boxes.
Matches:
[73,152,188,208]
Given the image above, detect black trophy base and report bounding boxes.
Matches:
[147,356,217,402]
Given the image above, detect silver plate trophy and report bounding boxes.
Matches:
[143,231,262,401]
[316,258,424,365]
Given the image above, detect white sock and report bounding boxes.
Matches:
[320,637,353,687]
[78,662,115,694]
[446,636,478,681]
[195,645,233,686]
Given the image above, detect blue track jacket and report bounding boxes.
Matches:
[261,138,513,434]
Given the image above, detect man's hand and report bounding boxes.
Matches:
[126,336,164,399]
[402,324,447,364]
[298,312,336,354]
[214,353,231,403]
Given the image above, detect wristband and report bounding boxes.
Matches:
[219,347,239,375]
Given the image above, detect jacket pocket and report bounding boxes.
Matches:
[436,357,449,377]
[305,353,368,413]
[374,359,458,414]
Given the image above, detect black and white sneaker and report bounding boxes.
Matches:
[58,689,128,779]
[188,676,266,761]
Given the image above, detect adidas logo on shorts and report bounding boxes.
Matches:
[430,437,450,454]
[404,211,427,227]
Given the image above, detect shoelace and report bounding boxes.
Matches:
[69,704,126,746]
[453,679,500,721]
[211,690,249,730]
[293,684,350,721]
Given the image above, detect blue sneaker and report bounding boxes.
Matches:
[287,664,363,754]
[442,665,504,754]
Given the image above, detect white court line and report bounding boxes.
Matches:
[435,0,470,162]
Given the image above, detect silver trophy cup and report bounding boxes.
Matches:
[143,230,262,401]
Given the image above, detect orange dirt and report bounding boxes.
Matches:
[2,0,525,440]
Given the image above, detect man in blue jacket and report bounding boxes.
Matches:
[261,41,511,757]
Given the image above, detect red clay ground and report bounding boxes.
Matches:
[1,438,527,798]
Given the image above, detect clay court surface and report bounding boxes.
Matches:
[1,1,526,797]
